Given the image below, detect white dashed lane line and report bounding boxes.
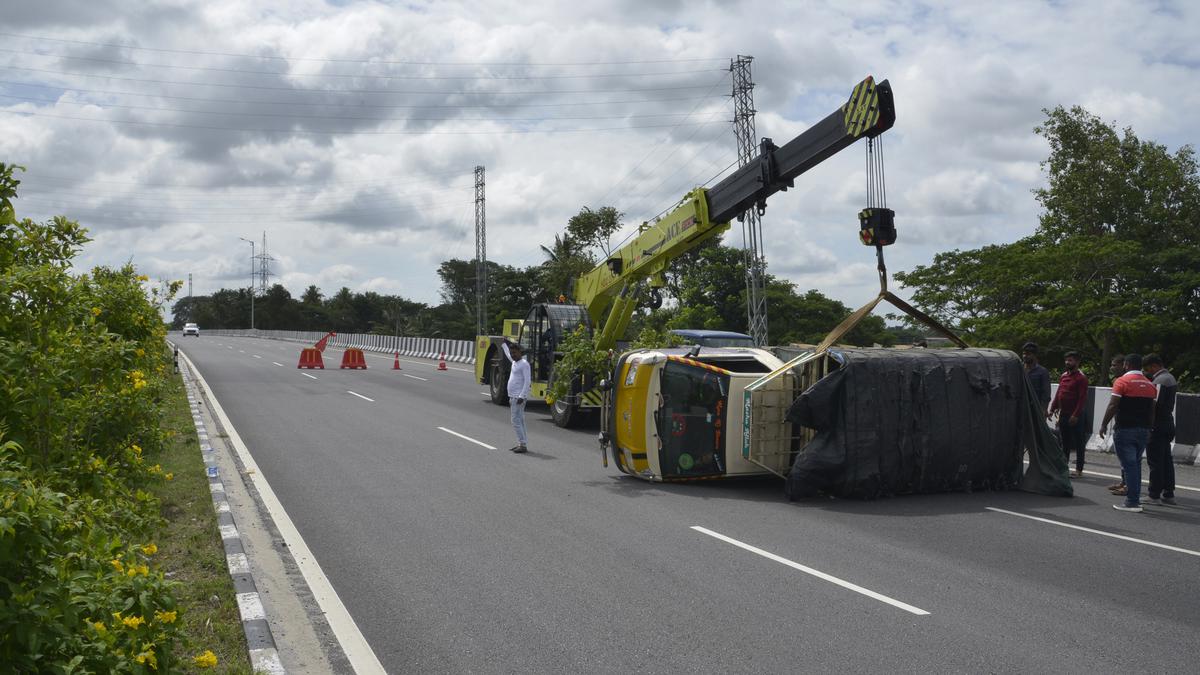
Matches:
[986,507,1200,558]
[1081,468,1200,493]
[690,525,931,616]
[437,427,497,450]
[272,362,284,367]
[347,391,374,402]
[301,373,319,380]
[402,374,428,381]
[253,355,262,359]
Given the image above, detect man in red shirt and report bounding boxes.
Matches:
[1048,350,1089,476]
[1100,353,1157,512]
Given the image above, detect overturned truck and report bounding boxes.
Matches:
[598,346,1072,499]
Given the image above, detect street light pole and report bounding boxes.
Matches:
[238,237,255,330]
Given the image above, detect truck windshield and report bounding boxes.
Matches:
[657,361,728,478]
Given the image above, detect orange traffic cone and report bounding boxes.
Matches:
[437,352,448,371]
[392,351,401,370]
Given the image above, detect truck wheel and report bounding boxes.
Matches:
[551,398,576,428]
[489,357,509,405]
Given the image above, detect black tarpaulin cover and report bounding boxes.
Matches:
[784,348,1073,500]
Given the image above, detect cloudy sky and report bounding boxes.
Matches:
[2,0,1196,321]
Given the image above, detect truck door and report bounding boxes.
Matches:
[519,305,548,381]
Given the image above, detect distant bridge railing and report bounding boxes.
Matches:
[196,329,476,365]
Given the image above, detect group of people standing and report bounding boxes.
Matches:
[1022,343,1178,513]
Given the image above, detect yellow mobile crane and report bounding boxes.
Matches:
[477,76,895,428]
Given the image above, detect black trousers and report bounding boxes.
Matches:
[1146,426,1176,498]
[1058,416,1086,471]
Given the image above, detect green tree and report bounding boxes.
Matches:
[566,205,624,258]
[896,106,1200,385]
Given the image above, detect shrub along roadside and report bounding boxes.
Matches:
[0,163,244,672]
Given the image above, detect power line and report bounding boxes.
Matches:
[0,32,728,67]
[20,167,473,189]
[0,79,725,110]
[0,47,726,80]
[16,182,475,207]
[0,108,727,136]
[19,194,474,218]
[3,65,726,96]
[0,92,724,124]
[591,70,732,209]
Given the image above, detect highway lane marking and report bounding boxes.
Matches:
[347,391,374,402]
[690,526,931,616]
[986,507,1200,558]
[437,426,497,450]
[227,346,234,349]
[239,350,245,353]
[253,355,262,359]
[174,350,388,674]
[1080,468,1200,493]
[402,373,428,381]
[357,351,473,373]
[301,373,319,380]
[272,362,284,367]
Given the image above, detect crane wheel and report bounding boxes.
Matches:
[489,356,510,405]
[551,398,577,428]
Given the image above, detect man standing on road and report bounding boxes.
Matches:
[1100,353,1157,513]
[1022,342,1051,411]
[1106,355,1128,494]
[1143,354,1177,505]
[501,340,531,453]
[1049,350,1089,477]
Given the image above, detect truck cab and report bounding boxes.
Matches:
[601,346,795,481]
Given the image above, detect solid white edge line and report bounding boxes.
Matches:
[437,426,498,450]
[986,507,1200,558]
[177,349,388,674]
[690,525,931,616]
[402,373,428,381]
[347,390,374,402]
[301,372,318,380]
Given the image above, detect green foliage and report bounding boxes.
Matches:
[896,106,1200,387]
[545,326,613,404]
[566,206,623,258]
[629,326,685,350]
[0,168,201,671]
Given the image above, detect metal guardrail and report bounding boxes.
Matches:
[190,329,476,364]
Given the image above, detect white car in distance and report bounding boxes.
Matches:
[182,322,200,337]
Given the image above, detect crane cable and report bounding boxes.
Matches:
[813,136,969,352]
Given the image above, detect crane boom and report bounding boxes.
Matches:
[573,76,895,348]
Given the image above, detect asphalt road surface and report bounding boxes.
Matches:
[178,335,1200,674]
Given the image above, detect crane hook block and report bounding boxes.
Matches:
[859,208,896,246]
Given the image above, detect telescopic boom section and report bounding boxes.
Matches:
[571,76,895,350]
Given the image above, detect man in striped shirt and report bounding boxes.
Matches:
[1099,353,1157,513]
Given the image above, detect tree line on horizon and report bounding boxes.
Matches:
[173,105,1199,390]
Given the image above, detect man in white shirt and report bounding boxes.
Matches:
[501,340,531,453]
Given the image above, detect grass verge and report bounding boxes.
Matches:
[149,368,254,674]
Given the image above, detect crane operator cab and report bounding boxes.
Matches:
[601,346,793,481]
[519,303,590,383]
[481,302,591,405]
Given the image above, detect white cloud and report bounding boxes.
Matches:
[1,0,1195,329]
